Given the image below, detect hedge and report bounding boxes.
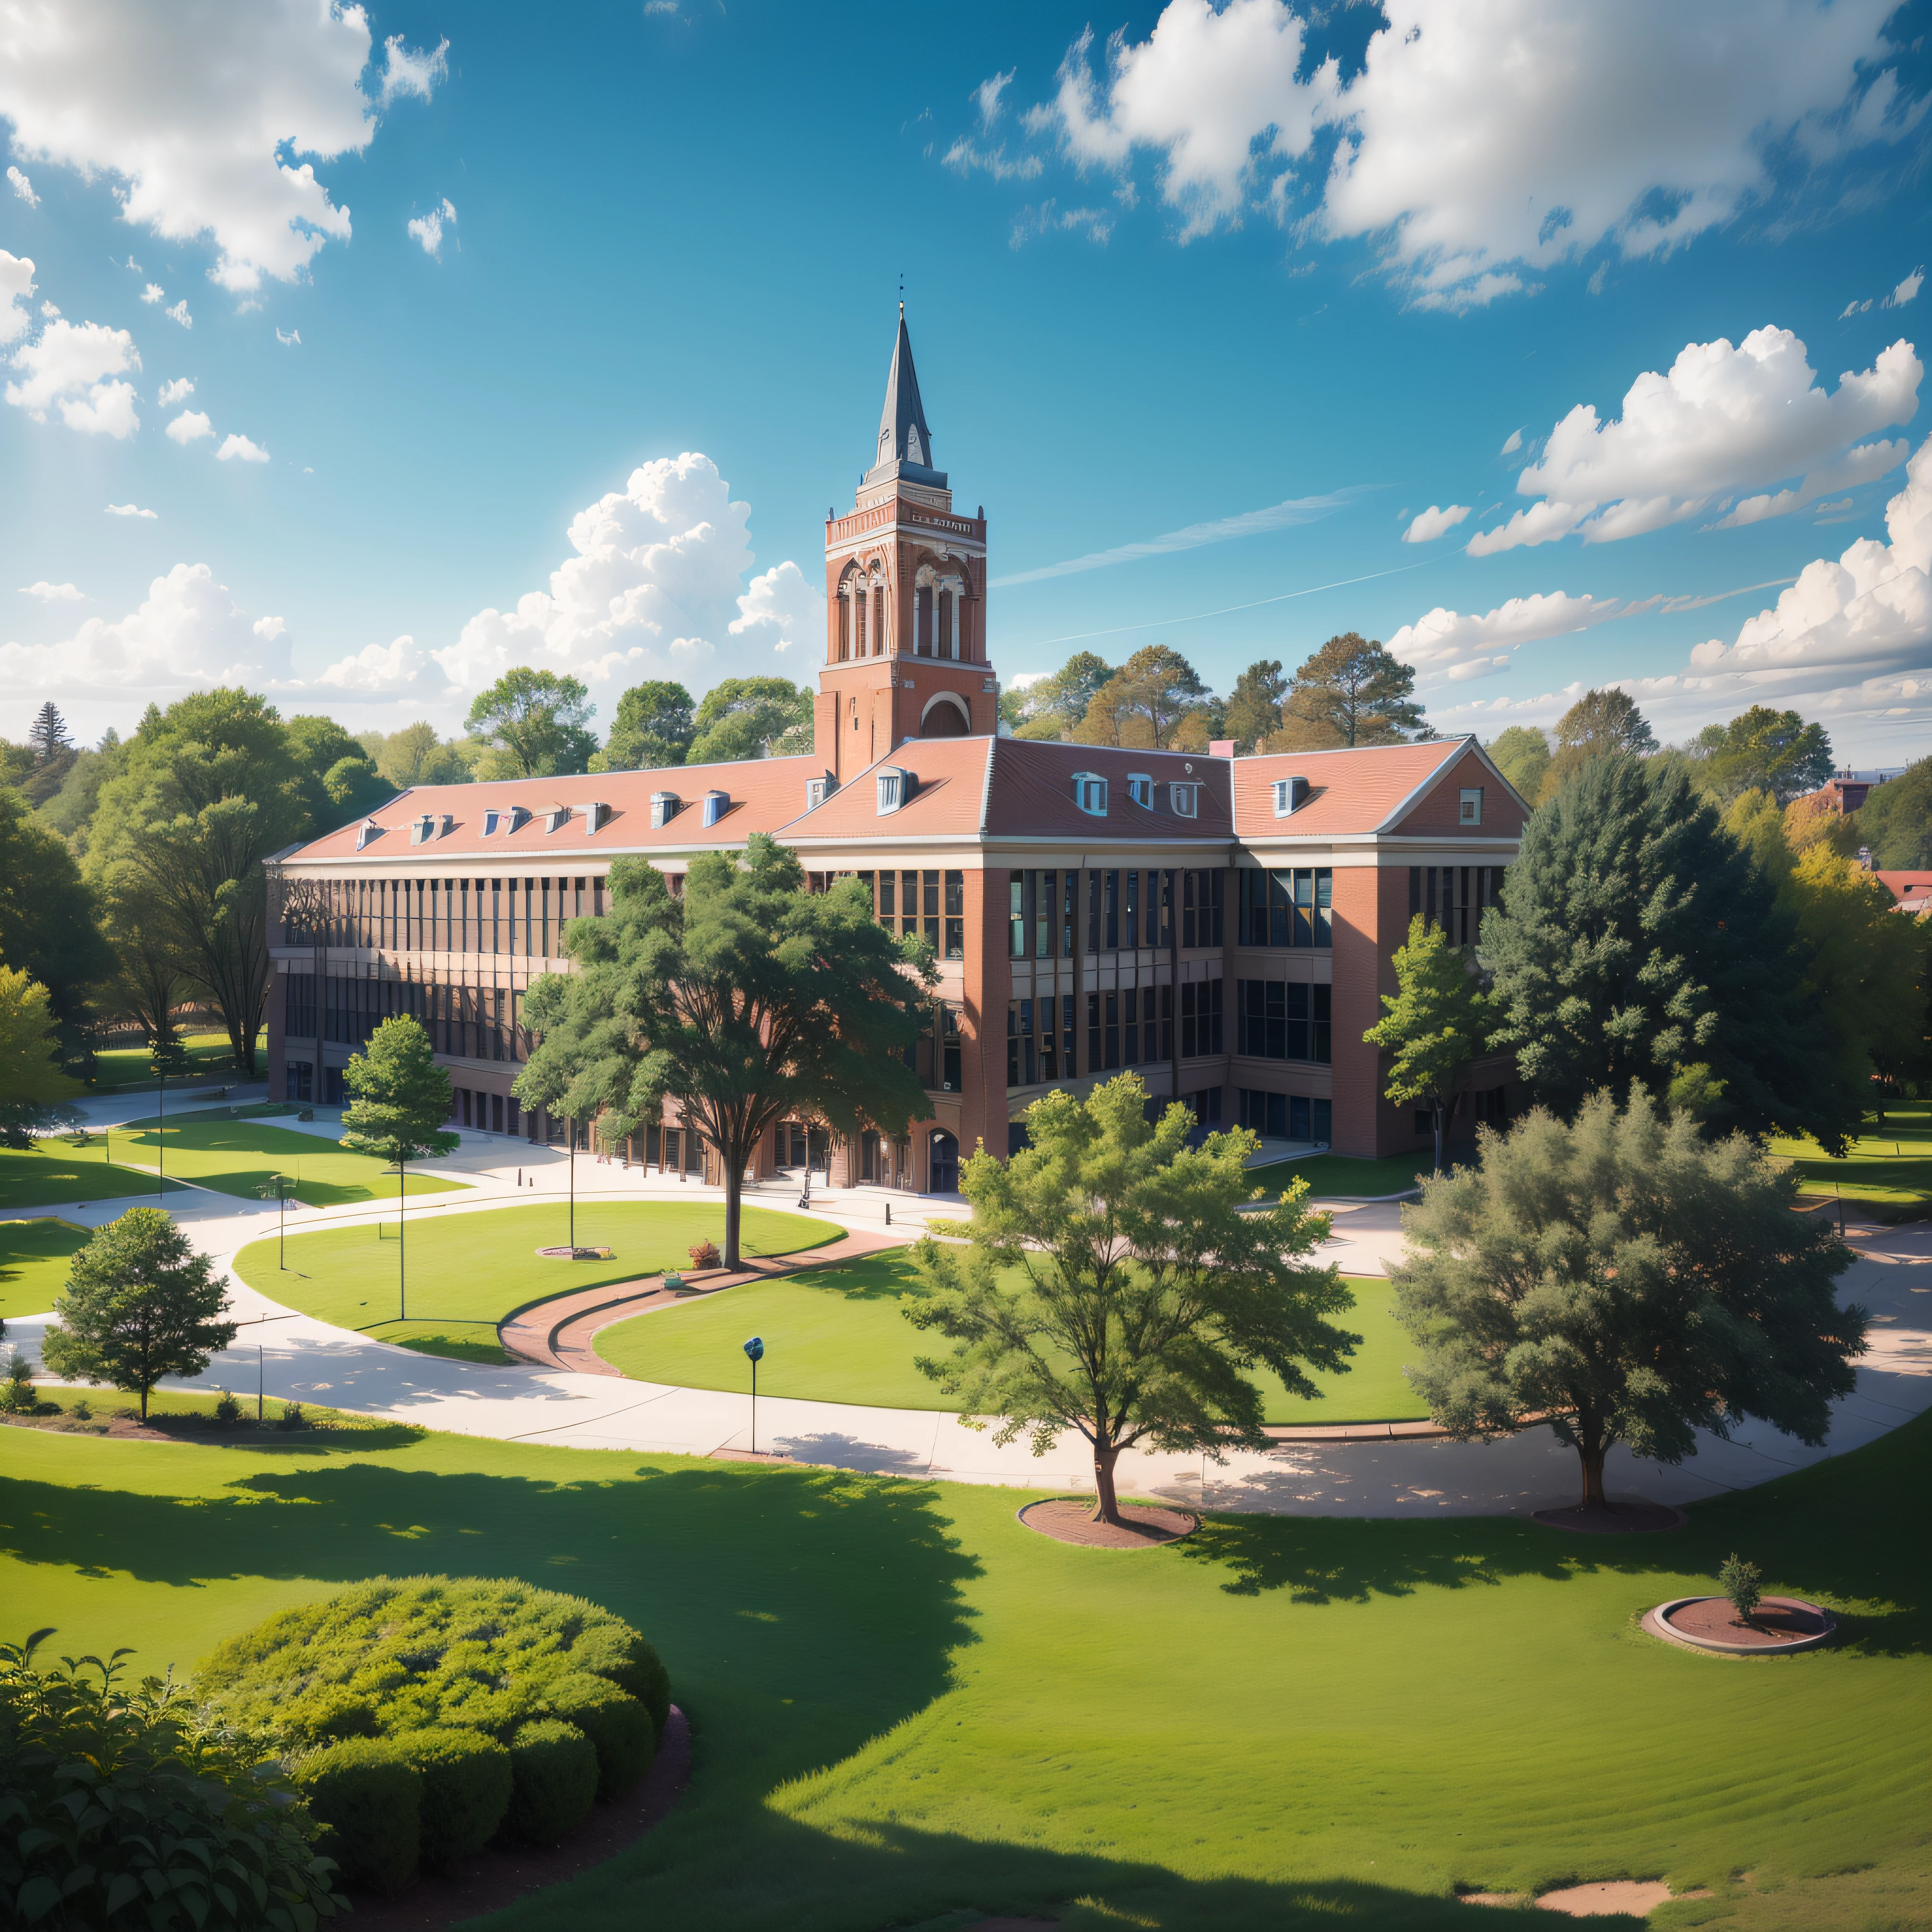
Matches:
[505,1718,599,1844]
[288,1738,421,1895]
[545,1672,658,1801]
[406,1727,515,1868]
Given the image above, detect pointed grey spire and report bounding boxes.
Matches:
[866,304,946,486]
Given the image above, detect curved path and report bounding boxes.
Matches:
[10,1100,1929,1517]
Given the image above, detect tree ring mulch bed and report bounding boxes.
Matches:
[1017,1498,1199,1549]
[342,1705,691,1930]
[1641,1595,1837,1655]
[1532,1498,1687,1534]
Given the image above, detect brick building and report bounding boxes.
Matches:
[265,314,1526,1190]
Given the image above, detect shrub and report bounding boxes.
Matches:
[544,1671,657,1799]
[504,1718,598,1844]
[688,1239,721,1269]
[567,1619,673,1735]
[214,1389,242,1424]
[404,1727,514,1868]
[277,1400,306,1430]
[1718,1552,1764,1623]
[290,1737,422,1894]
[0,1631,344,1929]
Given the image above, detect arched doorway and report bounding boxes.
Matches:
[919,693,969,738]
[927,1129,959,1194]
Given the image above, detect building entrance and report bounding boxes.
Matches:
[928,1129,959,1195]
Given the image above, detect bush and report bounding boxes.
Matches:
[214,1389,242,1424]
[544,1671,656,1799]
[688,1239,721,1269]
[504,1718,599,1844]
[404,1727,514,1868]
[290,1737,421,1894]
[567,1619,673,1735]
[277,1400,306,1430]
[1719,1552,1764,1623]
[0,1632,344,1929]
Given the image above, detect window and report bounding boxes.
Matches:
[806,774,837,810]
[1239,868,1333,948]
[1407,865,1503,946]
[1181,869,1224,948]
[650,792,678,828]
[1272,775,1310,816]
[944,870,965,959]
[545,805,570,833]
[941,1004,961,1090]
[482,807,504,836]
[924,869,941,951]
[1007,999,1038,1089]
[1127,774,1153,808]
[1073,772,1108,816]
[876,767,907,815]
[1236,980,1331,1063]
[1459,786,1483,825]
[1237,1091,1332,1143]
[702,790,729,826]
[1179,979,1223,1057]
[1170,782,1197,817]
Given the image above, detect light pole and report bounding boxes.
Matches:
[743,1334,764,1455]
[150,1035,187,1198]
[255,1173,294,1267]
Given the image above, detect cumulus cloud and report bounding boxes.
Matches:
[1402,503,1470,543]
[407,198,458,256]
[141,283,164,303]
[0,252,35,344]
[1468,327,1920,555]
[7,166,38,208]
[0,2,447,292]
[316,633,445,693]
[729,561,827,656]
[253,615,287,642]
[105,502,157,518]
[434,452,808,700]
[157,376,193,406]
[19,582,83,602]
[0,562,293,691]
[5,318,142,437]
[1388,591,1625,679]
[379,34,449,106]
[216,433,269,463]
[1015,0,1917,305]
[165,409,212,444]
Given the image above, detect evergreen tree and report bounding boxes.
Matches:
[595,680,697,771]
[1274,633,1427,748]
[340,1017,459,1323]
[1073,646,1216,749]
[40,1207,238,1419]
[1224,659,1288,753]
[1391,1093,1864,1510]
[465,668,599,778]
[1851,755,1932,868]
[1481,756,1859,1152]
[27,701,72,764]
[908,1074,1357,1525]
[1364,916,1489,1173]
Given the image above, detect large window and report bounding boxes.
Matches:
[1084,869,1176,953]
[1180,869,1223,948]
[1237,1090,1332,1143]
[870,870,966,960]
[1408,865,1503,947]
[1238,868,1332,948]
[1235,980,1332,1063]
[1179,979,1223,1057]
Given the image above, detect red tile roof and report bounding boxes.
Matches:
[1873,870,1932,910]
[1233,738,1498,838]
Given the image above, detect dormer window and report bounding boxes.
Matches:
[544,805,571,834]
[584,801,610,833]
[508,804,531,833]
[650,791,679,829]
[806,773,838,810]
[483,807,503,836]
[355,818,382,850]
[1126,774,1153,808]
[1272,775,1310,816]
[875,766,909,815]
[702,790,729,827]
[1170,782,1198,818]
[1073,772,1108,816]
[437,814,455,839]
[410,814,435,845]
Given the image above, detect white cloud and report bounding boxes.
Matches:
[157,376,193,406]
[0,252,35,345]
[316,633,446,693]
[165,408,213,445]
[1401,503,1470,543]
[141,283,164,304]
[407,198,458,257]
[1893,268,1926,308]
[944,138,1045,183]
[105,502,157,518]
[1023,0,1917,305]
[165,300,192,329]
[1468,327,1920,555]
[1499,428,1524,456]
[1388,591,1625,676]
[1009,199,1115,247]
[276,326,300,346]
[216,433,269,463]
[0,3,447,293]
[378,34,449,107]
[19,582,83,602]
[5,318,142,437]
[253,614,288,642]
[7,166,38,208]
[0,562,293,691]
[434,451,806,700]
[729,561,826,656]
[976,71,1016,126]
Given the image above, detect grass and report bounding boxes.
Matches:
[0,1385,1924,1931]
[594,1253,1429,1424]
[0,1218,95,1321]
[6,1383,427,1451]
[1771,1104,1932,1211]
[231,1199,843,1346]
[87,1027,264,1091]
[1247,1149,1428,1201]
[0,1139,191,1212]
[106,1115,472,1208]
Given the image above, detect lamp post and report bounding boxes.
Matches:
[149,1035,188,1199]
[743,1334,764,1455]
[255,1173,294,1267]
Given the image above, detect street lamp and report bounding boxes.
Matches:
[149,1035,189,1198]
[743,1334,764,1455]
[255,1172,295,1267]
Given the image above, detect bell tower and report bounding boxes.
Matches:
[815,307,995,780]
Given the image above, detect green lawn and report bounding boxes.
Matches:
[0,1139,191,1212]
[1247,1150,1428,1201]
[596,1253,1429,1424]
[1772,1105,1932,1210]
[88,1027,264,1091]
[107,1115,470,1208]
[0,1218,94,1320]
[232,1200,843,1345]
[0,1393,1923,1931]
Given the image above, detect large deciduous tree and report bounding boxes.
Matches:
[1694,705,1834,805]
[466,667,599,779]
[516,835,934,1267]
[594,680,697,772]
[1073,645,1218,749]
[1012,651,1115,741]
[0,965,82,1148]
[684,677,813,764]
[1480,754,1858,1151]
[1364,915,1490,1173]
[1537,689,1656,802]
[40,1206,239,1419]
[1391,1093,1864,1510]
[1853,755,1931,868]
[1268,633,1428,749]
[908,1075,1357,1525]
[0,783,114,1054]
[1484,725,1551,803]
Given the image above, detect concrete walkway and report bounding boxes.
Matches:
[8,1108,1928,1519]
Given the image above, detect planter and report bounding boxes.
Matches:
[1641,1594,1837,1655]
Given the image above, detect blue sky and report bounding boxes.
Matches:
[3,0,1930,762]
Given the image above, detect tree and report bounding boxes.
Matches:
[465,668,598,779]
[1699,706,1833,805]
[684,678,813,764]
[1364,916,1489,1173]
[1538,689,1657,801]
[516,835,934,1268]
[28,701,72,763]
[594,680,696,772]
[1485,724,1551,802]
[1274,633,1428,748]
[1224,659,1288,753]
[0,783,114,1051]
[321,754,391,823]
[1391,1092,1864,1510]
[1481,755,1859,1151]
[0,964,82,1148]
[1009,652,1114,740]
[284,713,381,830]
[36,728,125,852]
[371,720,473,790]
[1073,646,1216,749]
[40,1206,239,1418]
[1853,756,1932,868]
[907,1074,1357,1525]
[83,689,307,1077]
[340,1017,459,1322]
